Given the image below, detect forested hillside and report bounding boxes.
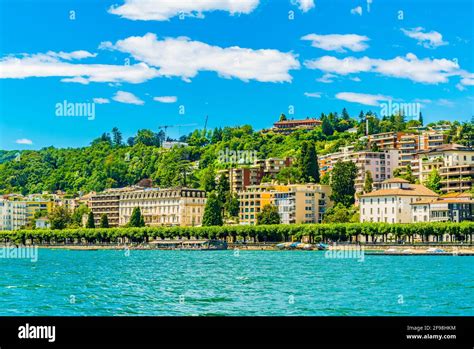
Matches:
[0,111,472,196]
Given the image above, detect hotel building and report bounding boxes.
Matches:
[238,183,332,225]
[90,187,134,227]
[270,118,322,134]
[359,178,439,223]
[118,188,206,227]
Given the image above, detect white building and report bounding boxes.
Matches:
[0,199,27,230]
[119,188,206,227]
[359,178,438,223]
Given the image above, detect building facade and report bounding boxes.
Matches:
[0,199,27,230]
[415,144,474,193]
[238,183,332,225]
[359,178,439,223]
[319,147,399,193]
[118,188,206,227]
[411,197,474,223]
[271,118,322,134]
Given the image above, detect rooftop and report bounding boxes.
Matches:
[361,184,438,198]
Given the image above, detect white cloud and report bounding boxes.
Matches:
[0,51,160,84]
[102,33,300,83]
[317,73,337,83]
[304,92,321,98]
[294,0,315,12]
[306,56,373,75]
[436,99,454,107]
[93,98,110,104]
[112,91,144,105]
[46,50,97,60]
[401,27,448,49]
[16,138,33,145]
[350,6,362,16]
[335,92,391,106]
[459,72,474,87]
[108,0,259,21]
[153,96,177,103]
[305,53,461,84]
[301,33,369,52]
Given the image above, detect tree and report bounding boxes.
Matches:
[418,112,424,126]
[279,113,287,121]
[276,166,302,184]
[200,167,216,192]
[330,161,357,207]
[225,193,240,217]
[299,141,320,183]
[425,168,441,193]
[86,211,95,229]
[323,203,355,223]
[71,204,89,227]
[257,204,281,225]
[202,192,223,226]
[111,127,123,146]
[48,206,71,230]
[129,207,145,227]
[100,214,109,228]
[342,108,350,121]
[320,172,330,185]
[321,115,334,136]
[363,170,373,193]
[216,173,230,204]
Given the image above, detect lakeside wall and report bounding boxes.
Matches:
[0,222,472,245]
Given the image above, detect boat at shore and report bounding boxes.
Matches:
[149,239,228,250]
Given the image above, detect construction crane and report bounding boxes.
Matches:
[158,123,197,140]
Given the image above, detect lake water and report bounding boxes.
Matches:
[0,249,472,316]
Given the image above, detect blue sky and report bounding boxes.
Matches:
[0,0,472,150]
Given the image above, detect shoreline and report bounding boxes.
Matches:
[2,243,474,254]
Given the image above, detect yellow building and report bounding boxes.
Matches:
[238,183,332,225]
[25,200,54,221]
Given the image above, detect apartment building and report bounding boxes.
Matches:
[90,188,132,227]
[318,147,399,193]
[238,183,332,225]
[416,143,474,193]
[368,132,401,151]
[411,196,474,223]
[359,178,438,223]
[25,200,54,221]
[118,188,206,227]
[217,166,263,193]
[0,199,27,230]
[218,157,293,192]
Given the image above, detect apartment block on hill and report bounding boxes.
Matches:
[238,183,332,225]
[415,143,474,193]
[319,147,399,193]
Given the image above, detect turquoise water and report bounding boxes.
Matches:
[0,249,473,316]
